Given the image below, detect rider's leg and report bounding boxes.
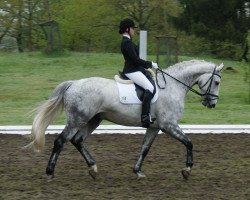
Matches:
[125,71,154,128]
[141,90,154,128]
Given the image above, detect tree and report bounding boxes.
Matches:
[0,1,17,44]
[171,0,250,59]
[0,0,50,52]
[0,0,182,53]
[107,0,182,54]
[109,0,181,31]
[53,0,121,51]
[25,0,41,50]
[174,0,249,43]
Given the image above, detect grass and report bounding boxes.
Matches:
[0,51,249,125]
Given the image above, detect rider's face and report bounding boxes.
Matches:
[129,27,135,36]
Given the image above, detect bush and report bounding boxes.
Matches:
[212,41,243,60]
[178,34,211,56]
[176,32,243,60]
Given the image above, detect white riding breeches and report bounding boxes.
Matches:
[125,71,154,94]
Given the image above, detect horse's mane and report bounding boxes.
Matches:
[166,60,215,74]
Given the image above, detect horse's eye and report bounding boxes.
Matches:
[215,81,220,86]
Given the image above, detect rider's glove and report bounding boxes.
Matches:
[151,61,159,69]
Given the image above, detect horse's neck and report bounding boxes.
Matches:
[166,61,215,87]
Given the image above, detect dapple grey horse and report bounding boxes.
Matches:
[26,60,224,180]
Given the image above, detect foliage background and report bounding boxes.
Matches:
[0,0,249,59]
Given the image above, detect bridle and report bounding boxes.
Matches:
[156,67,221,100]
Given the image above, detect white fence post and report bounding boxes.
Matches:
[139,30,147,60]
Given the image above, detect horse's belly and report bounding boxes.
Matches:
[103,108,141,127]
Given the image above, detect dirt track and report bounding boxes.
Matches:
[0,133,250,200]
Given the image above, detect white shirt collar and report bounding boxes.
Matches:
[123,33,131,39]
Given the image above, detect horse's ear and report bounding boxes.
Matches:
[217,63,224,72]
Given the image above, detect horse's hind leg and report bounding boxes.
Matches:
[134,128,158,178]
[46,125,78,180]
[70,114,102,179]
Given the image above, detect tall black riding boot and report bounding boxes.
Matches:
[141,90,154,128]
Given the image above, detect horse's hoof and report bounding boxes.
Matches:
[181,167,191,180]
[89,169,97,179]
[47,174,55,182]
[136,171,146,178]
[89,164,98,180]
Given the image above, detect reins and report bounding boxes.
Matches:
[156,67,221,99]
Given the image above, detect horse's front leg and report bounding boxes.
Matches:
[134,128,158,178]
[161,123,193,180]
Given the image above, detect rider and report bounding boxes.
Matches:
[119,18,159,128]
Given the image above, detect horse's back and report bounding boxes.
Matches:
[63,77,118,110]
[66,77,115,93]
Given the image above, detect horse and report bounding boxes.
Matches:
[26,60,224,181]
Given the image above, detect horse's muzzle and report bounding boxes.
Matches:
[208,104,216,108]
[202,100,216,108]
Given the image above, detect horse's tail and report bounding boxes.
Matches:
[26,81,73,152]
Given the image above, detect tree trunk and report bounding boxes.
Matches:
[16,33,23,52]
[0,28,9,44]
[16,2,23,53]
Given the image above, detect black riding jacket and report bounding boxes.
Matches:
[121,36,152,74]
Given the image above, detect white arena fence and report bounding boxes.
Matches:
[0,125,250,134]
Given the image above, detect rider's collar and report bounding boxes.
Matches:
[123,33,131,39]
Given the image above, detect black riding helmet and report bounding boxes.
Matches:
[119,18,137,34]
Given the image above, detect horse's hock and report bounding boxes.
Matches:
[155,36,178,68]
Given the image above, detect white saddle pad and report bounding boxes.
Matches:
[116,82,158,104]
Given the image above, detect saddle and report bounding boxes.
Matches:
[114,69,158,104]
[115,68,156,82]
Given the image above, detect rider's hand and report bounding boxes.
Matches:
[151,61,158,69]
